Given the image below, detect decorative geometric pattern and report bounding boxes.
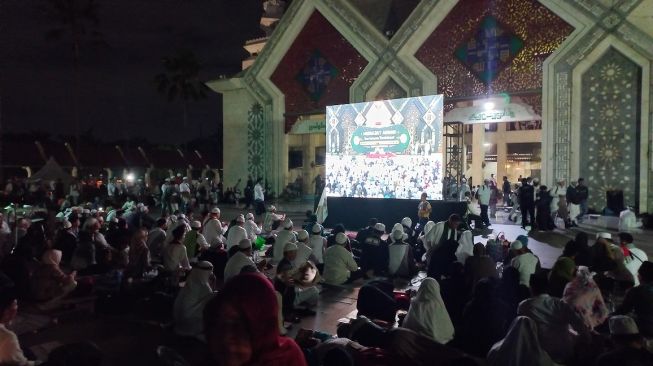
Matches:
[580,48,640,210]
[270,11,368,133]
[247,103,266,181]
[454,16,524,84]
[415,0,574,97]
[350,0,420,38]
[296,50,338,101]
[375,78,407,101]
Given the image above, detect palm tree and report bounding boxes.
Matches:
[44,0,106,161]
[154,49,209,129]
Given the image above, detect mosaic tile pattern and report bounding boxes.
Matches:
[415,0,574,98]
[270,11,368,132]
[580,48,641,209]
[247,103,266,181]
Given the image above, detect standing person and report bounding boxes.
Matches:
[566,180,581,227]
[502,176,511,206]
[417,192,432,227]
[178,177,192,213]
[243,176,254,210]
[254,178,266,216]
[550,179,568,225]
[519,178,535,229]
[489,179,498,219]
[535,186,554,231]
[477,179,492,228]
[576,178,589,222]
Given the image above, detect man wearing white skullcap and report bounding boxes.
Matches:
[510,239,540,286]
[323,232,359,285]
[183,221,209,259]
[263,205,284,233]
[223,238,258,282]
[272,218,296,264]
[293,230,314,268]
[225,215,248,251]
[388,226,417,278]
[202,207,225,248]
[244,212,261,241]
[308,223,327,270]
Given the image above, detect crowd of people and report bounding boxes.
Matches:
[0,172,651,366]
[461,175,592,232]
[325,155,443,200]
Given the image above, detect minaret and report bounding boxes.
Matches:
[242,0,287,70]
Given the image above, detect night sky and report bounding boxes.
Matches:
[0,0,264,144]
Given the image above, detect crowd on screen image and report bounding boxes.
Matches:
[324,155,443,199]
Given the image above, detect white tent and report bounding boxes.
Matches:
[28,157,73,185]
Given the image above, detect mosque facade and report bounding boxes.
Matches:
[208,0,653,213]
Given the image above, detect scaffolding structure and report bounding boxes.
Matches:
[443,121,464,201]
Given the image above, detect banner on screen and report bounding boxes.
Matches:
[325,95,444,200]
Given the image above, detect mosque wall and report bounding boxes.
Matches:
[220,85,256,190]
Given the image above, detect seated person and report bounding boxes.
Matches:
[403,277,454,344]
[387,227,417,278]
[615,261,653,343]
[224,239,262,283]
[487,316,556,366]
[275,243,299,320]
[292,261,320,315]
[30,249,77,310]
[509,240,540,287]
[263,205,284,232]
[0,285,33,365]
[323,233,360,286]
[597,315,653,366]
[203,273,306,366]
[294,230,315,268]
[173,261,215,340]
[517,272,590,364]
[357,280,398,324]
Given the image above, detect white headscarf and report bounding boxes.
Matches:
[402,277,454,344]
[173,261,214,339]
[487,316,555,366]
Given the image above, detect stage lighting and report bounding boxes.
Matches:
[483,101,495,110]
[125,173,135,183]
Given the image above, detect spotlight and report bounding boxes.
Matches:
[483,102,495,110]
[125,173,135,183]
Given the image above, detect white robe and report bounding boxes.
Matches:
[173,265,214,339]
[202,218,225,247]
[294,242,313,268]
[308,235,326,264]
[322,244,358,285]
[455,230,474,264]
[244,220,261,241]
[224,251,256,282]
[225,226,248,250]
[273,229,296,264]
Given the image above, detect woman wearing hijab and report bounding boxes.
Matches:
[562,266,609,329]
[31,249,77,310]
[203,273,307,366]
[402,277,454,344]
[486,316,556,366]
[125,228,151,279]
[495,266,530,320]
[173,261,215,340]
[548,257,576,298]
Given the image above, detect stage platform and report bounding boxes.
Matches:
[323,197,466,230]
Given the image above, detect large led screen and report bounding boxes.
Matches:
[325,95,444,200]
